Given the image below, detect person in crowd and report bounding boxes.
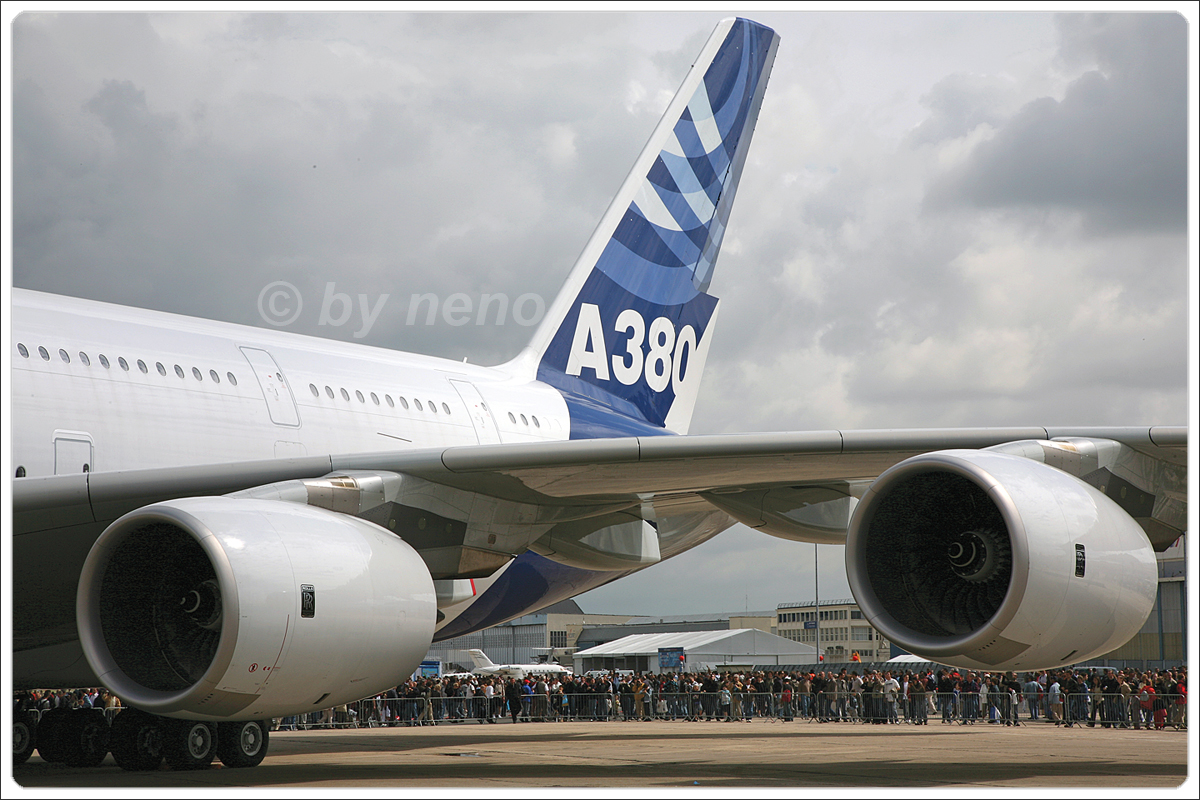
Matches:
[1024,674,1042,721]
[504,677,523,723]
[909,673,928,725]
[961,672,980,724]
[1153,673,1170,730]
[718,681,732,721]
[882,671,900,724]
[834,670,849,722]
[797,672,812,719]
[1002,672,1022,726]
[1169,671,1186,729]
[936,670,956,723]
[849,671,863,722]
[780,680,794,721]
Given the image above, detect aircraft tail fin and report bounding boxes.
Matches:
[467,649,494,669]
[513,18,779,437]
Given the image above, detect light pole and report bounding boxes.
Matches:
[814,543,820,666]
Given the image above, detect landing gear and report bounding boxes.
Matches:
[217,720,268,768]
[34,708,70,763]
[12,709,37,766]
[30,708,110,767]
[60,709,110,767]
[109,708,165,771]
[163,719,218,771]
[19,707,270,771]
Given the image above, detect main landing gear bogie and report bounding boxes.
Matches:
[16,707,271,771]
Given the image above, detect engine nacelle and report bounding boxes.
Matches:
[77,497,436,721]
[846,450,1157,671]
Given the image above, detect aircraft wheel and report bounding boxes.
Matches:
[217,720,268,768]
[60,709,110,767]
[13,711,37,765]
[35,708,70,763]
[163,720,217,771]
[110,708,165,772]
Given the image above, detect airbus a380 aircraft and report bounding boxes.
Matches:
[10,18,1187,772]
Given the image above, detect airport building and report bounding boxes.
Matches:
[572,628,819,674]
[774,598,894,664]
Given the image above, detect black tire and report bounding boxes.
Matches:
[109,708,166,772]
[216,720,268,768]
[163,719,217,771]
[61,709,110,768]
[35,708,70,763]
[13,711,37,766]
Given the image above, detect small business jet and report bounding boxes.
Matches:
[11,17,1186,774]
[467,650,572,681]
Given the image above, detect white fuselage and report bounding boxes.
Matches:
[11,288,570,479]
[474,665,572,681]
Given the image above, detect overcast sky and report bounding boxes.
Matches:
[6,7,1195,617]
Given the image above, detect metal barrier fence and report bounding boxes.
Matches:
[18,692,1185,731]
[266,691,1186,729]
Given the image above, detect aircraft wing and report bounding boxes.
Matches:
[16,424,1185,537]
[13,423,1187,686]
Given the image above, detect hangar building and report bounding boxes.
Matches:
[572,628,819,674]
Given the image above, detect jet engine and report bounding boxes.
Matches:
[76,497,436,721]
[845,450,1158,671]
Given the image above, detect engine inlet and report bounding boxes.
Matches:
[948,529,1010,584]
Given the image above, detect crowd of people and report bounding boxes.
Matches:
[262,664,1186,731]
[15,665,1185,733]
[14,688,121,713]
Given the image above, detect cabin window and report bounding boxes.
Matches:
[38,346,50,361]
[532,415,540,428]
[309,384,319,397]
[325,385,334,399]
[210,369,220,383]
[340,388,350,401]
[227,372,238,386]
[59,349,70,363]
[156,362,167,376]
[520,414,528,426]
[17,343,29,358]
[371,392,380,406]
[355,390,365,403]
[508,412,516,424]
[174,365,185,379]
[385,394,394,408]
[192,367,203,381]
[99,355,110,369]
[79,352,91,366]
[429,401,438,414]
[119,357,130,371]
[137,360,148,373]
[414,399,423,411]
[442,402,451,415]
[399,396,410,410]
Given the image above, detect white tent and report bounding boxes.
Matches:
[573,629,820,674]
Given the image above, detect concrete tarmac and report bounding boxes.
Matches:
[10,717,1191,790]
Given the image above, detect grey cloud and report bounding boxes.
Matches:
[926,13,1186,233]
[907,72,1008,147]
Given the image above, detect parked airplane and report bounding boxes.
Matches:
[467,650,572,681]
[10,17,1186,775]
